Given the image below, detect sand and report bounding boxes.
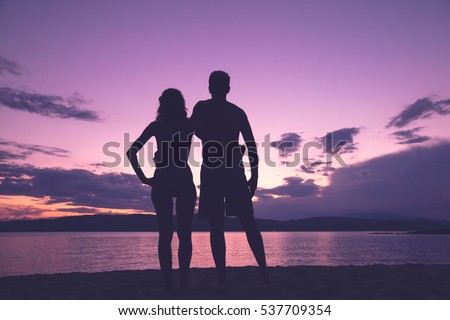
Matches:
[1,265,450,300]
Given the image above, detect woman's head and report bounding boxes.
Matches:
[156,88,187,122]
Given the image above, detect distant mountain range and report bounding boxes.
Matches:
[1,214,450,233]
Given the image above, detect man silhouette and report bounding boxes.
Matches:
[191,71,269,283]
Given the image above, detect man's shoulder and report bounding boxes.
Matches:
[193,99,210,109]
[226,101,246,114]
[192,100,209,116]
[223,101,247,123]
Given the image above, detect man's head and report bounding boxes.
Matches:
[209,70,230,98]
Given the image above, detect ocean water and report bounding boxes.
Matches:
[1,231,450,277]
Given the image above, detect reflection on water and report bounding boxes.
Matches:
[1,231,450,276]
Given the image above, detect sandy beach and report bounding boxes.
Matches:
[1,265,450,300]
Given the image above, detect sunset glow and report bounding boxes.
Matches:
[1,0,449,220]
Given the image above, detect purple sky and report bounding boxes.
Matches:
[1,0,449,220]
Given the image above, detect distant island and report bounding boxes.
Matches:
[1,214,450,233]
[405,229,450,235]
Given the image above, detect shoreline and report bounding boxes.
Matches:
[1,265,450,300]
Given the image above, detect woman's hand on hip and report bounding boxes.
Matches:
[140,177,155,186]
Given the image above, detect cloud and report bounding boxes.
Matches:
[0,87,101,121]
[300,165,315,174]
[254,177,320,219]
[258,176,319,198]
[313,163,336,176]
[270,132,302,156]
[90,163,105,167]
[0,150,27,162]
[58,207,101,214]
[389,127,431,145]
[0,164,153,212]
[318,127,360,154]
[320,166,336,176]
[387,97,450,128]
[255,141,450,220]
[299,160,334,174]
[0,204,46,220]
[320,141,450,218]
[397,136,431,144]
[0,138,69,161]
[0,56,22,76]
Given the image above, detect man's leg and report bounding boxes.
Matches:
[209,215,226,284]
[239,214,269,282]
[200,168,226,283]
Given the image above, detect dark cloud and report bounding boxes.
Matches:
[270,132,302,156]
[390,127,422,140]
[58,207,101,214]
[0,87,100,121]
[320,142,450,218]
[0,205,46,220]
[397,136,431,144]
[318,127,360,154]
[90,163,105,168]
[300,165,315,174]
[0,56,22,76]
[311,160,330,167]
[0,138,69,160]
[387,97,450,128]
[255,142,450,220]
[0,164,153,212]
[315,164,336,176]
[258,176,319,198]
[0,150,27,162]
[390,127,431,145]
[300,160,334,174]
[254,182,320,220]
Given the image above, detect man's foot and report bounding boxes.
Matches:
[260,267,270,283]
[179,271,188,291]
[217,271,226,285]
[163,279,173,292]
[164,281,173,291]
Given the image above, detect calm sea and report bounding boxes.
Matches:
[1,231,450,277]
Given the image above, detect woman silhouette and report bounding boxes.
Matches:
[127,88,196,291]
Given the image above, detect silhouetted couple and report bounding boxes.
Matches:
[127,71,268,291]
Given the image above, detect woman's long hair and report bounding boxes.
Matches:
[156,88,187,123]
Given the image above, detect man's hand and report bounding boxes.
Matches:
[140,177,155,186]
[248,175,258,198]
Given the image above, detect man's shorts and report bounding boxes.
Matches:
[198,166,254,219]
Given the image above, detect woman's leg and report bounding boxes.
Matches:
[152,187,174,291]
[175,184,196,289]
